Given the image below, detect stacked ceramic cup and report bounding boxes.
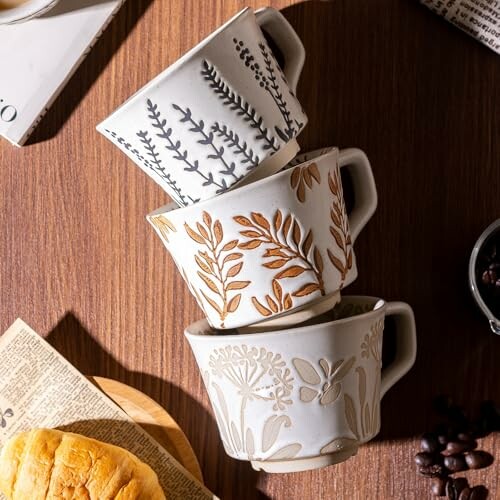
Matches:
[98,7,417,473]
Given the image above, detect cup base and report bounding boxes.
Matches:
[238,290,341,334]
[250,445,359,473]
[237,139,300,187]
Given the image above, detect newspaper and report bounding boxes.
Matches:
[422,0,500,54]
[0,319,214,499]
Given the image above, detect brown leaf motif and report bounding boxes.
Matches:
[150,215,177,243]
[290,162,321,203]
[251,279,293,317]
[234,210,325,317]
[293,356,355,406]
[327,166,353,283]
[185,211,250,327]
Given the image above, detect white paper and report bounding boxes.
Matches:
[0,0,125,146]
[0,319,215,499]
[422,0,500,54]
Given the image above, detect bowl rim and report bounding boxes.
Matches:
[468,218,500,334]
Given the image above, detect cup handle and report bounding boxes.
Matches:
[338,148,378,243]
[255,7,305,93]
[380,302,417,398]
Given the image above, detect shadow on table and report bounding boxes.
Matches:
[26,0,154,145]
[281,0,500,443]
[47,312,269,499]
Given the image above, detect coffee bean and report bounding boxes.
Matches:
[457,432,473,443]
[415,452,436,467]
[437,434,449,447]
[470,486,488,500]
[443,441,470,456]
[458,487,472,500]
[453,478,469,496]
[482,269,497,285]
[419,464,446,478]
[465,451,493,470]
[446,479,458,500]
[444,455,468,473]
[457,433,477,450]
[421,433,439,453]
[431,477,447,496]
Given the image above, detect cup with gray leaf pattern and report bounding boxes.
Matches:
[97,7,307,206]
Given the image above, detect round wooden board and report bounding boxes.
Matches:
[89,377,203,483]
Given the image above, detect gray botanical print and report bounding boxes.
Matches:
[104,128,195,206]
[200,59,279,152]
[233,38,303,141]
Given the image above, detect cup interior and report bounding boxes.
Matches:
[302,296,385,324]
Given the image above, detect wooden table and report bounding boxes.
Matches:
[1,0,499,498]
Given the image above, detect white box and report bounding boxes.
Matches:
[0,0,125,146]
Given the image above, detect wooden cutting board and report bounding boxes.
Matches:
[90,376,203,483]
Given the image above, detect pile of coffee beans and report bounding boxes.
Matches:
[414,396,498,499]
[477,233,500,318]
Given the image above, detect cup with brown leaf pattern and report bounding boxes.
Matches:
[147,147,377,330]
[97,7,307,206]
[185,296,417,472]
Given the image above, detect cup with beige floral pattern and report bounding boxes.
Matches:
[97,7,307,206]
[148,147,377,330]
[185,296,417,473]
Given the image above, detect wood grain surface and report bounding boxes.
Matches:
[1,0,499,498]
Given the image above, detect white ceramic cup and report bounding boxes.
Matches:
[148,147,377,330]
[185,296,417,473]
[97,7,307,207]
[0,0,58,24]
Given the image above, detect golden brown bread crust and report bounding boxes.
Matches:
[0,429,166,500]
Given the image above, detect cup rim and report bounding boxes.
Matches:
[97,7,252,128]
[184,295,386,340]
[0,0,54,23]
[147,147,339,220]
[468,219,500,331]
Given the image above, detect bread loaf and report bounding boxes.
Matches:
[0,428,166,499]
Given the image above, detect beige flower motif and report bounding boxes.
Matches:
[210,345,293,411]
[293,357,355,406]
[361,319,383,365]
